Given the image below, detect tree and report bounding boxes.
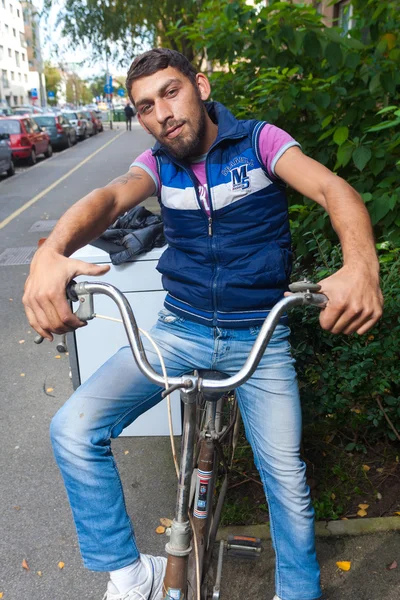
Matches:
[65,73,93,106]
[44,61,61,105]
[173,0,400,246]
[44,0,206,67]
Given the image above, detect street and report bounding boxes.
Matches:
[0,123,399,600]
[0,124,176,600]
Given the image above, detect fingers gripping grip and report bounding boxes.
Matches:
[34,281,94,344]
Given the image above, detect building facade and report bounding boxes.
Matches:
[21,0,46,106]
[0,0,31,108]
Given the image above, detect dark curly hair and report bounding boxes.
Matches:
[126,48,198,104]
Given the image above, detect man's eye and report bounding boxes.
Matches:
[167,89,178,97]
[141,105,151,114]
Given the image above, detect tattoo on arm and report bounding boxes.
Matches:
[107,171,144,186]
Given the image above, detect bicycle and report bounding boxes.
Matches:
[35,279,327,599]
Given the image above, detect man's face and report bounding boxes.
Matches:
[130,67,209,160]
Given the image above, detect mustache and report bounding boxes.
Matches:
[162,120,186,137]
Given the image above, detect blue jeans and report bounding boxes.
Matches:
[50,309,322,600]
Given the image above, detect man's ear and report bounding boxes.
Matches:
[196,73,211,102]
[137,114,151,134]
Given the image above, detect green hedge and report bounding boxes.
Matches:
[290,242,400,446]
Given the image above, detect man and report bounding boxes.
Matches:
[124,102,135,130]
[23,48,383,600]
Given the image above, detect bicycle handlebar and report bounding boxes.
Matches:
[35,280,328,395]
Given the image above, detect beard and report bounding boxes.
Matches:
[150,100,207,160]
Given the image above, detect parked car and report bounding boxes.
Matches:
[0,106,13,117]
[0,116,52,165]
[62,110,90,140]
[84,110,103,134]
[80,111,96,136]
[33,113,77,150]
[0,132,15,177]
[12,105,44,116]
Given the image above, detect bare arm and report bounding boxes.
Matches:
[275,146,383,335]
[23,167,156,340]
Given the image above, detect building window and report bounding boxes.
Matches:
[11,71,15,80]
[17,8,20,17]
[13,27,16,37]
[9,3,13,13]
[5,24,9,34]
[22,52,25,61]
[1,0,6,8]
[0,46,3,60]
[18,72,21,81]
[13,95,18,105]
[24,73,27,82]
[15,50,20,66]
[335,1,354,34]
[8,48,12,57]
[2,70,8,87]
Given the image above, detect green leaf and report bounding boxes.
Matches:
[353,146,372,172]
[325,42,343,68]
[345,53,360,70]
[369,73,381,95]
[318,126,336,142]
[376,106,397,116]
[369,195,392,225]
[336,143,353,168]
[322,115,333,128]
[333,126,349,146]
[366,119,400,133]
[303,31,321,59]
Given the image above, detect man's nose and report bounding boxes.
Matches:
[154,99,173,124]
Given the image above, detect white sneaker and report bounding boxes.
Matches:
[273,596,282,600]
[103,555,167,600]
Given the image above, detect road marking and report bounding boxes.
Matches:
[0,131,125,231]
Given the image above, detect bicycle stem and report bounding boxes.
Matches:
[71,281,327,393]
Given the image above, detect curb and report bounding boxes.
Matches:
[217,516,400,540]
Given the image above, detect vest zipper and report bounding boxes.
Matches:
[208,217,212,236]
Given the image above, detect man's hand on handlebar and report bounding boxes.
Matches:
[23,247,110,342]
[286,264,383,336]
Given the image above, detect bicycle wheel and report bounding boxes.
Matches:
[187,391,239,600]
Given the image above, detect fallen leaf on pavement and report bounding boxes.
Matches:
[13,506,21,510]
[20,373,25,377]
[37,571,42,576]
[124,451,129,455]
[357,509,368,517]
[19,340,25,344]
[58,562,65,569]
[46,388,54,393]
[358,504,369,510]
[55,355,61,359]
[387,560,397,570]
[156,526,166,534]
[22,559,30,570]
[0,592,4,597]
[362,465,370,472]
[336,561,351,571]
[160,517,173,528]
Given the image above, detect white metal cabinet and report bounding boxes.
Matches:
[68,244,182,436]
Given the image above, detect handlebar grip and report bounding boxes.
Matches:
[33,280,79,345]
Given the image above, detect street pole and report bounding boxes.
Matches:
[106,52,113,130]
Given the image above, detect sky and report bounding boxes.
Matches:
[37,0,127,80]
